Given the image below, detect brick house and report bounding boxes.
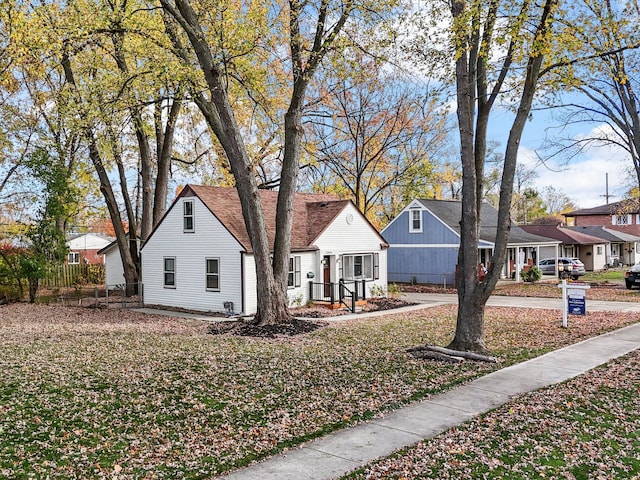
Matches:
[66,233,114,265]
[564,200,640,266]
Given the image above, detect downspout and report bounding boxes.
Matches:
[240,251,245,315]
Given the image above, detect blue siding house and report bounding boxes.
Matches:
[382,199,559,286]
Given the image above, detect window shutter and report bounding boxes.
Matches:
[294,256,301,287]
[339,255,343,280]
[374,253,379,280]
[612,215,617,225]
[628,214,633,225]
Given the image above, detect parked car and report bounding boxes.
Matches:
[538,257,586,280]
[625,264,640,289]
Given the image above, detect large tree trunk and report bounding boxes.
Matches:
[449,0,486,351]
[272,89,305,299]
[163,0,291,325]
[61,48,139,294]
[449,0,556,352]
[153,94,183,226]
[111,29,155,241]
[28,278,38,303]
[449,289,488,352]
[133,111,154,241]
[161,0,352,324]
[87,139,139,292]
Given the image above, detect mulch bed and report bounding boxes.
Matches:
[207,297,416,338]
[396,283,458,294]
[208,318,328,338]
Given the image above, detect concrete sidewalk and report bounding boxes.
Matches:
[218,311,640,480]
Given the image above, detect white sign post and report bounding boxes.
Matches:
[557,280,590,328]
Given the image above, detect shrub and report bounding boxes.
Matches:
[521,266,542,283]
[369,284,386,298]
[288,292,304,308]
[388,283,402,298]
[0,284,22,304]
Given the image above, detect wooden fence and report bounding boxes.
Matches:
[40,264,106,288]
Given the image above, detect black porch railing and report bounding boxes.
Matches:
[308,279,367,312]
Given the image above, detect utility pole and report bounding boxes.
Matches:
[600,172,614,204]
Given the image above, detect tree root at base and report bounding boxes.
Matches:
[407,344,498,363]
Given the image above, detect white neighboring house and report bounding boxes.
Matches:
[141,185,388,316]
[97,237,140,288]
[66,233,114,265]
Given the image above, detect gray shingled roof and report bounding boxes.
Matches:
[566,225,640,242]
[565,199,640,216]
[417,199,559,246]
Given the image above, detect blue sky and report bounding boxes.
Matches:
[486,107,630,210]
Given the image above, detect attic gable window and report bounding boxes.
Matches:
[184,200,195,232]
[409,208,422,233]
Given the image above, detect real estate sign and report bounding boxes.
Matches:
[558,281,590,327]
[567,288,586,315]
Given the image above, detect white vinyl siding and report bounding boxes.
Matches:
[104,247,125,287]
[142,196,244,314]
[313,202,387,298]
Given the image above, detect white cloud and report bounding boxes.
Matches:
[517,145,629,209]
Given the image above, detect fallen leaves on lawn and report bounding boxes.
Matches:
[351,350,640,479]
[0,302,638,478]
[493,281,640,302]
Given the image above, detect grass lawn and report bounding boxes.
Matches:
[582,268,625,282]
[344,350,640,479]
[493,278,640,302]
[1,302,639,478]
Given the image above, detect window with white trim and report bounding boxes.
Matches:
[183,200,194,232]
[409,209,422,233]
[164,257,176,288]
[341,254,379,280]
[68,252,80,264]
[205,258,220,291]
[613,214,631,225]
[288,256,301,288]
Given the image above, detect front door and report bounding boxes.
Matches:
[323,255,331,298]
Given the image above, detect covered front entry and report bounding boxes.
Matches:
[309,253,369,312]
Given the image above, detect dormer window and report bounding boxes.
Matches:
[409,208,422,233]
[184,200,194,232]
